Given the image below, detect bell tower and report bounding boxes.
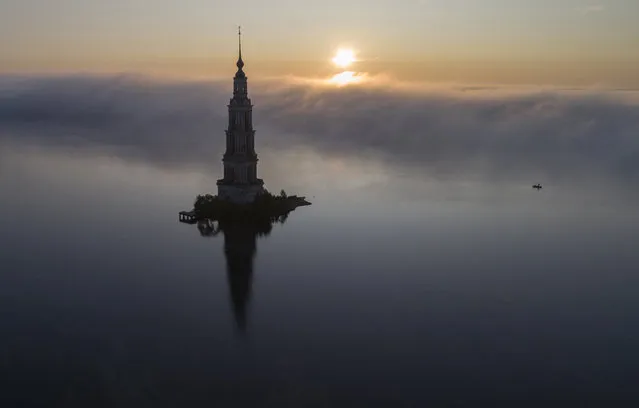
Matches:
[217,27,265,203]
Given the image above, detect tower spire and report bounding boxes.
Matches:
[236,25,244,70]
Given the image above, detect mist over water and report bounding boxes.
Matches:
[2,74,638,185]
[1,75,639,406]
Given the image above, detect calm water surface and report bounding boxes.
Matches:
[1,143,638,407]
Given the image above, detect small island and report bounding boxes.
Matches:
[180,190,311,224]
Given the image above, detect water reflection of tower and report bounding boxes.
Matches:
[198,216,283,332]
[223,222,259,331]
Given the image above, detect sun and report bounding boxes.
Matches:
[332,49,356,68]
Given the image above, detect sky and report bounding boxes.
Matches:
[2,0,638,86]
[1,1,638,187]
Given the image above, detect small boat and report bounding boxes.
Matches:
[532,184,542,190]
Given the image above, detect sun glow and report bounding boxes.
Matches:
[332,49,356,68]
[328,71,367,86]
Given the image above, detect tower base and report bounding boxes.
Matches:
[217,182,265,204]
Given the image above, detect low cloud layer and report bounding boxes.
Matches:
[1,74,638,187]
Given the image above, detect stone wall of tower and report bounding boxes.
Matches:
[221,80,258,184]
